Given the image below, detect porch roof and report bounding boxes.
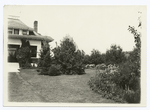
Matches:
[8,34,54,42]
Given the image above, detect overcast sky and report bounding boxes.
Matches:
[4,5,145,54]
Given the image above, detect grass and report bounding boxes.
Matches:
[8,69,116,103]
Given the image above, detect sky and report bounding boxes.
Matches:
[4,5,146,55]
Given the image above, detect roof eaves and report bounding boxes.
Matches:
[8,34,54,42]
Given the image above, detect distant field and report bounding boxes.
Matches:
[8,69,116,103]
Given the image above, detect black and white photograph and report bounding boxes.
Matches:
[3,5,147,107]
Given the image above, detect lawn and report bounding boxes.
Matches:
[8,69,116,103]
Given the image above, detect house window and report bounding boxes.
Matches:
[8,29,13,34]
[14,29,19,35]
[8,44,20,62]
[29,31,35,35]
[30,46,37,57]
[22,30,27,35]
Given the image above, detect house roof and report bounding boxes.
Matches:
[8,34,54,42]
[8,18,34,31]
[8,18,54,42]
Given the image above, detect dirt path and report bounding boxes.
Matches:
[8,69,116,103]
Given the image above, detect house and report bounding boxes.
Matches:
[7,16,53,71]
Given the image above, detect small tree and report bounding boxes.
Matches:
[53,36,85,75]
[105,44,126,65]
[16,39,31,68]
[90,49,103,65]
[38,41,52,68]
[83,54,91,64]
[128,26,141,77]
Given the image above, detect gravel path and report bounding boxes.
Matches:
[8,69,116,103]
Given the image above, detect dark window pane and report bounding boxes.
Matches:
[8,44,20,62]
[8,29,13,34]
[29,31,35,35]
[30,46,37,57]
[14,29,19,34]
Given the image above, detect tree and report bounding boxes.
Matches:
[105,44,126,65]
[128,26,141,77]
[16,39,31,68]
[53,36,85,75]
[83,54,91,64]
[90,49,103,65]
[38,41,52,68]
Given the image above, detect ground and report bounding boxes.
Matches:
[8,69,116,103]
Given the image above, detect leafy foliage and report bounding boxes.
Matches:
[48,65,62,76]
[124,89,141,103]
[83,54,91,64]
[90,49,104,65]
[88,65,125,102]
[39,65,62,76]
[38,41,53,75]
[128,26,141,77]
[88,63,140,103]
[88,25,141,103]
[38,41,52,68]
[105,45,126,65]
[53,36,85,75]
[83,45,125,66]
[16,40,31,68]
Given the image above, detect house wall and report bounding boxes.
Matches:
[18,30,29,35]
[19,30,22,35]
[8,39,22,45]
[29,40,41,58]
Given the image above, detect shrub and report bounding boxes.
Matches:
[48,65,62,76]
[124,89,141,103]
[88,63,141,103]
[88,70,125,103]
[39,67,49,75]
[37,69,41,72]
[39,65,62,76]
[21,62,32,69]
[118,61,140,91]
[88,25,141,103]
[77,68,85,75]
[16,46,31,68]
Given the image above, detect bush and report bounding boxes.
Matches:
[88,26,141,103]
[73,66,85,75]
[88,70,125,103]
[39,65,62,76]
[88,63,141,103]
[124,89,141,103]
[21,62,32,69]
[48,65,62,76]
[118,61,140,91]
[16,46,31,68]
[39,67,49,75]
